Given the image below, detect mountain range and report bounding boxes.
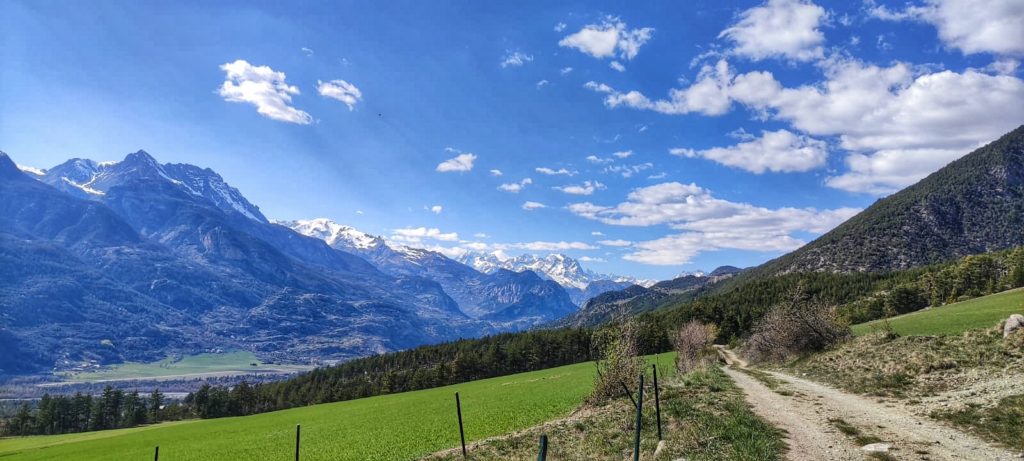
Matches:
[0,152,634,376]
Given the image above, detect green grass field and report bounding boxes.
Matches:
[852,288,1024,336]
[0,353,675,461]
[57,351,309,382]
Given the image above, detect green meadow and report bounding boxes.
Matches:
[57,351,309,382]
[852,288,1024,336]
[0,353,675,461]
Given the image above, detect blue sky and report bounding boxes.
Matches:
[2,0,1023,280]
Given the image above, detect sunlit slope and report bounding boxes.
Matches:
[852,288,1024,336]
[0,353,675,461]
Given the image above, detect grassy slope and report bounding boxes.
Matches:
[426,366,784,461]
[57,351,309,382]
[852,288,1024,336]
[0,353,674,461]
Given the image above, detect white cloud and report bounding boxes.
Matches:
[591,231,605,236]
[869,0,1024,56]
[554,22,567,32]
[559,16,654,61]
[569,181,860,264]
[536,79,550,88]
[391,227,460,243]
[536,167,578,176]
[604,162,653,178]
[589,58,1024,193]
[647,172,667,179]
[613,150,633,159]
[436,153,477,173]
[501,51,534,68]
[430,205,443,214]
[719,0,827,62]
[578,256,607,263]
[598,239,632,247]
[490,169,504,176]
[560,67,574,75]
[317,79,363,110]
[218,59,312,124]
[555,180,606,196]
[515,241,597,251]
[586,154,614,164]
[522,201,547,210]
[498,177,533,193]
[301,47,314,57]
[473,232,489,238]
[670,129,828,174]
[609,61,626,72]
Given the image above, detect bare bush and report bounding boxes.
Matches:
[745,285,851,363]
[673,320,718,373]
[589,320,645,404]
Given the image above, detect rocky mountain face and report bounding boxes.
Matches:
[1,151,497,375]
[757,125,1024,275]
[551,266,745,328]
[456,251,653,305]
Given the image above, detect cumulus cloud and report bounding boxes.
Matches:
[560,67,574,75]
[218,59,312,124]
[436,153,477,173]
[559,16,654,61]
[522,201,547,210]
[613,150,634,159]
[670,129,828,174]
[604,162,653,178]
[609,61,626,72]
[555,180,607,196]
[429,205,443,214]
[569,181,860,264]
[501,51,534,68]
[586,154,615,164]
[598,239,633,247]
[868,0,1024,56]
[391,227,460,243]
[498,177,533,193]
[536,167,578,176]
[317,79,363,110]
[587,58,1024,193]
[490,169,504,176]
[719,0,827,62]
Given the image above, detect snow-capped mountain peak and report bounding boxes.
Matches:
[456,251,654,289]
[279,218,387,251]
[38,151,268,222]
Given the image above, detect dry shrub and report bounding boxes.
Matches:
[745,285,851,363]
[673,320,718,373]
[589,320,645,404]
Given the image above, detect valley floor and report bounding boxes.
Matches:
[718,347,1020,461]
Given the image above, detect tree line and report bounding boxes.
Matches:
[1,387,187,436]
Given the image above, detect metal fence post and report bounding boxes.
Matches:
[154,445,159,461]
[653,364,663,441]
[536,434,548,461]
[633,374,644,461]
[295,424,301,461]
[456,392,467,458]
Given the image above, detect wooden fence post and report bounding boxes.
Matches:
[536,434,548,461]
[653,364,663,441]
[295,424,301,461]
[633,374,644,461]
[456,392,467,458]
[154,445,159,461]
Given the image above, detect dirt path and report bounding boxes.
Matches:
[716,346,1020,461]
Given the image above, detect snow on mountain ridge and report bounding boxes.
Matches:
[456,251,654,289]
